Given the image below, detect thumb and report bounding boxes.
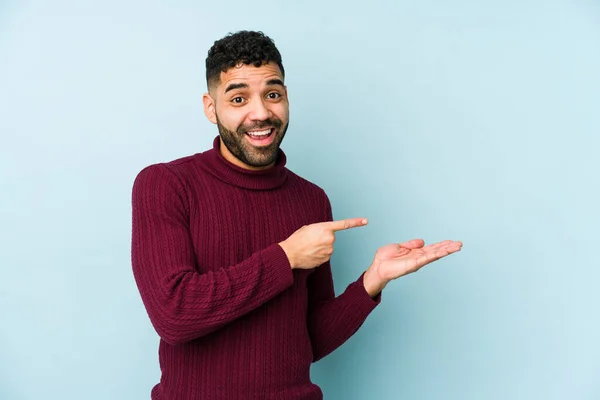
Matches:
[398,238,425,249]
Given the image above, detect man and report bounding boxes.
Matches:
[131,30,462,399]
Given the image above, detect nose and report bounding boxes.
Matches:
[247,98,271,121]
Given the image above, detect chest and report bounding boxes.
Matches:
[188,184,324,271]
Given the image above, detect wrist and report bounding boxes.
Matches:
[363,264,387,297]
[278,241,297,269]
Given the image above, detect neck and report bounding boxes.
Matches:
[201,135,288,191]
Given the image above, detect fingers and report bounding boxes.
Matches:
[426,241,463,260]
[423,240,462,252]
[424,240,453,250]
[326,218,368,232]
[398,239,462,253]
[442,241,463,253]
[411,241,462,269]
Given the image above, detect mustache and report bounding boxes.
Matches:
[237,118,282,134]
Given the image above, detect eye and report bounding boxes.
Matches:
[231,97,245,104]
[267,92,281,100]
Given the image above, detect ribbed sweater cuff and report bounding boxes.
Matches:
[348,272,382,312]
[262,243,295,289]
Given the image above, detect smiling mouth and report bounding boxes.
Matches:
[245,128,273,139]
[244,127,276,146]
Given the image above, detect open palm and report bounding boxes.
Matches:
[371,239,462,282]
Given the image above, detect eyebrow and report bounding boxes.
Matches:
[223,79,284,94]
[224,82,249,93]
[266,78,285,87]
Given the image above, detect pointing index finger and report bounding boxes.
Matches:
[326,218,368,232]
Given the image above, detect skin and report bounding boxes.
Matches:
[203,62,289,170]
[203,62,463,297]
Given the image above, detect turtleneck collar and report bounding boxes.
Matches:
[199,136,289,190]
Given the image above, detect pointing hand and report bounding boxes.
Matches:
[279,218,368,270]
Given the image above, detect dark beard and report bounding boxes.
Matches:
[216,115,288,168]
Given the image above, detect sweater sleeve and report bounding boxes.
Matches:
[131,164,294,345]
[306,194,381,362]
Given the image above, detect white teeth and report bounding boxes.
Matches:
[247,129,271,136]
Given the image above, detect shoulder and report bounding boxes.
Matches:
[134,154,200,184]
[286,169,328,196]
[285,169,332,216]
[132,154,200,202]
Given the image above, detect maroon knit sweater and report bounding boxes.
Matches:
[131,136,380,399]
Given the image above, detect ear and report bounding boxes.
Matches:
[202,92,217,124]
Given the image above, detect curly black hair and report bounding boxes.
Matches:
[205,30,284,88]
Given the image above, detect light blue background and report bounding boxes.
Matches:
[1,0,599,399]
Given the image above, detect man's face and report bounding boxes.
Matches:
[203,62,289,170]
